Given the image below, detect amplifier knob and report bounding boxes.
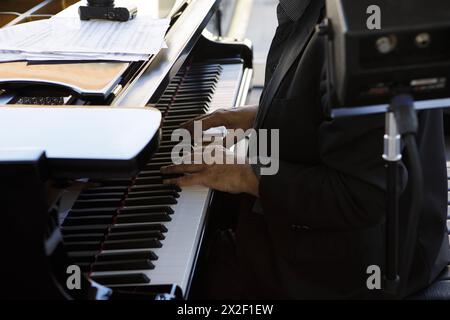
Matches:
[415,33,431,48]
[376,35,397,54]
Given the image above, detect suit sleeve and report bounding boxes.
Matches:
[258,114,408,231]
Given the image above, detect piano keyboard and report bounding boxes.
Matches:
[59,60,245,296]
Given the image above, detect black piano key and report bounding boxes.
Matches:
[166,85,179,90]
[103,238,162,250]
[159,95,211,104]
[127,189,179,198]
[172,96,212,104]
[148,156,174,163]
[63,233,105,242]
[173,85,216,93]
[174,79,214,85]
[78,192,125,200]
[187,69,221,75]
[107,230,165,241]
[166,108,207,116]
[154,103,171,109]
[160,139,184,145]
[91,274,150,286]
[92,260,155,272]
[72,199,122,209]
[97,251,158,262]
[183,75,220,81]
[167,87,214,95]
[163,118,197,125]
[155,106,168,112]
[163,114,202,121]
[111,223,168,233]
[171,93,214,101]
[62,215,114,226]
[124,196,177,207]
[134,177,164,185]
[80,186,128,195]
[185,72,220,78]
[68,208,118,217]
[69,251,158,264]
[137,169,163,176]
[188,62,221,68]
[130,183,181,193]
[188,63,222,69]
[168,101,211,109]
[138,172,183,182]
[178,70,218,78]
[162,133,176,140]
[120,205,174,215]
[169,100,212,107]
[185,68,221,75]
[61,225,109,235]
[182,75,219,82]
[147,151,172,161]
[64,241,102,252]
[116,212,172,224]
[166,84,186,92]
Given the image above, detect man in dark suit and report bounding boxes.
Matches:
[162,0,449,299]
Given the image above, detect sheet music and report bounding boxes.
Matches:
[0,20,50,51]
[0,16,169,62]
[48,17,170,55]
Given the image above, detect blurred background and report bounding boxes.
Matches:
[207,0,278,105]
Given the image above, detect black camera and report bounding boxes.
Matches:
[79,0,137,22]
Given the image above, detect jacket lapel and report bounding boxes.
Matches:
[254,1,323,129]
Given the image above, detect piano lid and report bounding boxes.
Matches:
[0,105,161,179]
[112,0,219,107]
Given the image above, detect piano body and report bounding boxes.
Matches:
[0,0,253,299]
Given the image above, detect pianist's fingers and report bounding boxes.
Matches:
[181,108,229,133]
[162,163,259,196]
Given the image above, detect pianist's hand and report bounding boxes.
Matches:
[161,147,260,197]
[181,104,258,133]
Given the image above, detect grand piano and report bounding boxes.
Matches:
[0,0,253,299]
[2,1,448,301]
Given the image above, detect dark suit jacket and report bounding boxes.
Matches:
[234,1,450,299]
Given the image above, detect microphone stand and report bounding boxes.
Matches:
[382,108,402,296]
[332,93,425,299]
